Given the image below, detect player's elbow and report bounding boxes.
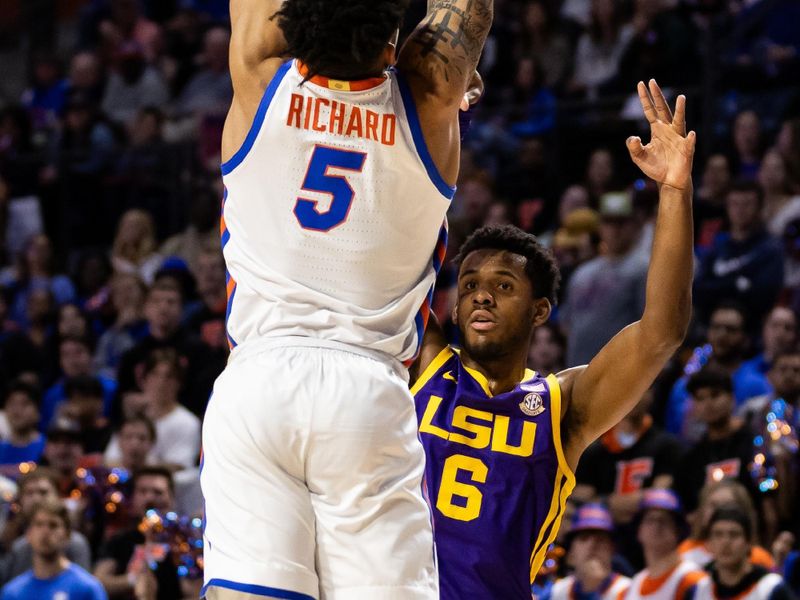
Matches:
[640,295,691,353]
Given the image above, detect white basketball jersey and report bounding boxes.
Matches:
[551,574,631,600]
[220,59,454,363]
[625,561,707,600]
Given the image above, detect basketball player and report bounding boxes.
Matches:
[411,80,697,599]
[201,1,491,599]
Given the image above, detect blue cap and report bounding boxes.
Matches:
[640,489,682,514]
[569,503,614,535]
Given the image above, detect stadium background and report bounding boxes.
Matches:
[0,0,799,597]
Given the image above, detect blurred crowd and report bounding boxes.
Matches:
[0,0,799,598]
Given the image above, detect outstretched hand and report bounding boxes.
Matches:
[627,79,696,191]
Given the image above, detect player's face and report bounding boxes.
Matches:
[708,521,749,570]
[454,250,550,361]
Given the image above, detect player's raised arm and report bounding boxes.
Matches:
[558,80,697,468]
[224,0,287,160]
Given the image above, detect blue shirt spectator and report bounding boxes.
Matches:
[1,562,107,600]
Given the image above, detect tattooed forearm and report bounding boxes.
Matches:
[413,0,493,80]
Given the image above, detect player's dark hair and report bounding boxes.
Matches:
[686,366,733,396]
[456,225,561,304]
[273,0,408,80]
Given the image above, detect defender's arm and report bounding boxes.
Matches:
[558,81,696,469]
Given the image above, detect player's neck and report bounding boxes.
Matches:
[33,554,69,580]
[460,350,530,395]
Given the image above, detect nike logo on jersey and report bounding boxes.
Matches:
[443,371,457,382]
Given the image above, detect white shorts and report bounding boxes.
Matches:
[201,338,437,600]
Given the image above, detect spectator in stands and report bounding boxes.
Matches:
[101,42,168,127]
[94,466,182,600]
[67,52,105,106]
[104,415,155,473]
[159,186,219,272]
[41,336,116,430]
[674,368,759,513]
[173,27,232,119]
[136,349,199,470]
[569,0,633,99]
[697,507,793,600]
[110,209,162,286]
[98,0,162,64]
[777,119,800,191]
[117,278,223,417]
[515,0,572,90]
[20,54,68,131]
[1,233,76,328]
[527,322,566,375]
[562,191,648,366]
[584,149,616,204]
[94,274,147,380]
[680,479,774,570]
[0,500,106,600]
[0,380,45,465]
[731,111,763,181]
[508,57,557,138]
[667,302,771,436]
[694,182,784,326]
[740,306,797,379]
[0,468,92,584]
[695,154,731,254]
[185,244,227,351]
[59,376,112,455]
[761,150,800,238]
[626,490,707,600]
[23,287,54,352]
[547,504,631,600]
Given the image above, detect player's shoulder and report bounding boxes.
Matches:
[410,345,458,396]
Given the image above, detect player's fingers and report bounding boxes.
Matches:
[687,130,697,154]
[637,82,657,124]
[649,79,673,123]
[460,96,470,111]
[626,136,645,159]
[673,95,687,137]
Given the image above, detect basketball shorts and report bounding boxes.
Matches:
[201,338,438,600]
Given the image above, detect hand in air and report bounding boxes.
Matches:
[627,79,696,191]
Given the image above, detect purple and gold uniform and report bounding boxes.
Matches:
[412,346,576,599]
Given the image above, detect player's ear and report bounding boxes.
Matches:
[451,302,458,325]
[532,298,551,327]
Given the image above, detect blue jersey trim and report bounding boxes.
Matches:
[395,71,456,200]
[221,60,292,176]
[202,579,315,599]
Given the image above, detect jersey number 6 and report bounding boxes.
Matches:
[437,454,488,522]
[294,145,367,232]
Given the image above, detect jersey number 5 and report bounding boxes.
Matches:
[437,454,488,522]
[294,145,367,232]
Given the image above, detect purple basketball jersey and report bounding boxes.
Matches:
[412,347,576,599]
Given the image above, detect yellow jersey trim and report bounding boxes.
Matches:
[410,346,453,396]
[452,348,539,398]
[528,374,577,583]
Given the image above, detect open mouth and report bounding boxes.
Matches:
[470,310,497,331]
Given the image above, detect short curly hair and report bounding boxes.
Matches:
[274,0,409,80]
[456,225,561,304]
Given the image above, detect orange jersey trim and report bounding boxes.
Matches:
[296,61,387,92]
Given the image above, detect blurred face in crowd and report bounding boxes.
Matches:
[691,385,733,429]
[63,392,103,428]
[528,325,563,373]
[637,509,679,557]
[195,251,226,300]
[204,28,230,73]
[600,216,639,257]
[559,186,590,224]
[708,520,749,571]
[132,475,173,516]
[515,58,536,91]
[27,509,69,560]
[43,436,83,475]
[523,1,547,33]
[708,308,746,360]
[586,149,613,191]
[144,288,182,335]
[25,234,52,273]
[5,391,39,434]
[26,289,53,325]
[142,362,180,408]
[460,179,493,224]
[20,477,60,513]
[699,485,738,530]
[130,110,162,146]
[733,111,760,157]
[484,202,512,227]
[726,189,761,234]
[758,150,788,195]
[770,353,800,400]
[59,340,92,378]
[701,154,730,201]
[116,210,153,248]
[69,52,101,90]
[111,274,145,313]
[64,105,91,132]
[568,530,613,570]
[58,305,87,338]
[119,421,154,470]
[763,307,797,357]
